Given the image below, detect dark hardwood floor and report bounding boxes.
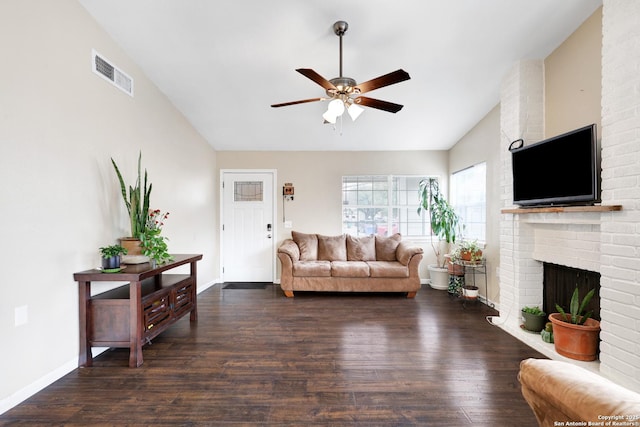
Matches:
[1,284,544,426]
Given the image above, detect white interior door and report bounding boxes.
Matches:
[221,171,275,282]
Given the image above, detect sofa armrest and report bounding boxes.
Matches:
[396,241,424,265]
[518,358,640,426]
[278,239,300,261]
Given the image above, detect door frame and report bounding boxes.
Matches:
[219,169,278,283]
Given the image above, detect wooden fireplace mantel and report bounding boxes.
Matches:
[501,205,622,214]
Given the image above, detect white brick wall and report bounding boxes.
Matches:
[600,0,640,393]
[499,60,544,329]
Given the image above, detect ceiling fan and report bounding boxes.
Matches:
[271,21,410,123]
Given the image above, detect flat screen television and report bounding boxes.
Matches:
[511,123,600,207]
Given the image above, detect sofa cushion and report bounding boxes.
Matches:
[317,234,347,261]
[367,261,409,278]
[375,233,402,261]
[331,261,370,277]
[292,231,318,261]
[292,261,331,277]
[346,235,376,261]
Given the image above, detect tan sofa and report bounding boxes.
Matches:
[519,358,640,427]
[277,231,423,298]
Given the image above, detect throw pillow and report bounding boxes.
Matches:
[375,233,402,261]
[317,234,347,261]
[346,235,376,261]
[292,231,318,261]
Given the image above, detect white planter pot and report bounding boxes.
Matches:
[463,286,479,300]
[427,265,449,290]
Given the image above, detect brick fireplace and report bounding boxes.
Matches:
[496,1,640,393]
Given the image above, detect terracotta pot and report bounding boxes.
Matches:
[548,313,600,361]
[120,237,142,256]
[447,261,465,276]
[461,250,482,262]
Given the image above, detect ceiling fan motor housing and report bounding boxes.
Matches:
[327,77,359,97]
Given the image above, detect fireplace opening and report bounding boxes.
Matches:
[543,263,600,321]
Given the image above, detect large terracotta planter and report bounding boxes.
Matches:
[548,313,600,361]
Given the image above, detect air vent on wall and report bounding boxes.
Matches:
[92,49,134,97]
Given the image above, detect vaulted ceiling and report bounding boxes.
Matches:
[79,0,601,151]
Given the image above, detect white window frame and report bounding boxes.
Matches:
[342,175,435,238]
[450,162,486,243]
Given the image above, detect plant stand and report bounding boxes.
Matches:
[453,260,488,309]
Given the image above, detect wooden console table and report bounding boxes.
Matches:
[74,254,202,368]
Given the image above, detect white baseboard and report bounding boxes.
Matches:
[0,356,77,415]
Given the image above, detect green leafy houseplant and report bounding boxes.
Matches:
[111,152,152,239]
[521,305,547,332]
[140,209,173,266]
[522,306,545,316]
[99,244,127,270]
[450,240,483,264]
[417,177,461,268]
[99,245,128,258]
[555,287,596,325]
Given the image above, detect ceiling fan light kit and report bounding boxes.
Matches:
[271,20,410,126]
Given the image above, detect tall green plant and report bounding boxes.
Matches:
[111,152,152,238]
[556,287,596,325]
[417,177,461,267]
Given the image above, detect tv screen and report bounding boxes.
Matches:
[511,124,600,207]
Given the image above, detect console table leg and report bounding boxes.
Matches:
[78,280,92,367]
[190,261,198,322]
[129,281,144,368]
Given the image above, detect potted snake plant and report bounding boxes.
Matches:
[548,287,600,361]
[111,152,152,257]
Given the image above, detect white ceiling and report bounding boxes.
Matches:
[79,0,601,151]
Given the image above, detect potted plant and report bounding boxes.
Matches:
[140,209,173,267]
[548,287,600,361]
[99,244,127,270]
[521,305,546,332]
[541,322,554,343]
[417,177,461,290]
[452,240,483,264]
[111,152,152,256]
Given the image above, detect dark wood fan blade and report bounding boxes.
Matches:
[271,97,324,108]
[354,96,404,113]
[296,68,336,91]
[355,69,410,94]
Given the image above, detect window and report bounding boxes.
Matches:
[234,181,263,202]
[450,163,486,242]
[342,175,432,237]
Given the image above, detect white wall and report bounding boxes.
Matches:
[0,0,218,411]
